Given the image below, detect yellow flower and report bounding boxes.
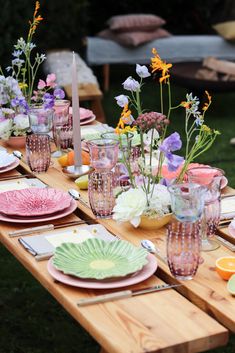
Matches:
[150,48,172,83]
[19,83,28,89]
[201,124,211,133]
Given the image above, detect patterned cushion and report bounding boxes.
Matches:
[97,28,171,47]
[107,14,166,32]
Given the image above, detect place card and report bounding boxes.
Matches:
[0,178,47,193]
[18,224,117,260]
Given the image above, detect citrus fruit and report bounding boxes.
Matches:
[58,154,68,167]
[67,150,90,166]
[215,256,235,280]
[75,174,89,190]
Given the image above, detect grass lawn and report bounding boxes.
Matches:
[1,65,235,352]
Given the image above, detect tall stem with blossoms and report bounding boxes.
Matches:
[6,1,45,104]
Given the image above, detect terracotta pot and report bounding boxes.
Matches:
[139,213,172,230]
[6,136,26,149]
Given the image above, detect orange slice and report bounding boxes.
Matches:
[215,256,235,280]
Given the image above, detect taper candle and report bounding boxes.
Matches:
[72,51,82,167]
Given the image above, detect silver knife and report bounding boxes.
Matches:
[77,283,182,307]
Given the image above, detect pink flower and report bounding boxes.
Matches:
[46,73,57,88]
[38,79,46,89]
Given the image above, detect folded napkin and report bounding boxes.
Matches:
[81,124,114,141]
[19,224,117,258]
[0,178,47,193]
[221,196,235,220]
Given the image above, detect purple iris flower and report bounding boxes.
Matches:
[53,88,65,99]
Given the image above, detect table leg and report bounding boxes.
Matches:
[91,98,106,123]
[103,64,110,92]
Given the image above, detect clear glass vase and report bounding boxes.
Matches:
[187,166,224,251]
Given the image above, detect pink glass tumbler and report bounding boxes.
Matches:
[167,220,201,280]
[26,134,51,173]
[87,139,119,218]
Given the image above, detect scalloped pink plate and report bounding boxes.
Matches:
[0,159,20,174]
[69,107,94,121]
[47,253,157,289]
[0,198,77,223]
[0,188,72,217]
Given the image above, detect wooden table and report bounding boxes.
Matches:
[1,142,235,353]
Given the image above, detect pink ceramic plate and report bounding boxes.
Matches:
[80,115,96,126]
[69,107,94,121]
[47,253,157,289]
[0,188,72,216]
[0,198,77,223]
[0,159,20,174]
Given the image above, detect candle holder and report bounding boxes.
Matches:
[62,165,93,179]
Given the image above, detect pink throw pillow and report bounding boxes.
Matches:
[97,28,171,47]
[107,14,166,32]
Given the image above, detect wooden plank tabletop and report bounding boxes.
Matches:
[0,142,232,353]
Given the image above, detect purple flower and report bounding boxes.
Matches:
[122,76,140,92]
[165,152,184,172]
[115,94,129,107]
[53,88,65,99]
[11,97,29,113]
[43,93,55,109]
[195,116,203,126]
[159,132,182,154]
[136,64,151,78]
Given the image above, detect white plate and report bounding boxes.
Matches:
[0,159,20,174]
[0,152,16,168]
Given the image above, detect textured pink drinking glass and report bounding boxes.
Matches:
[167,220,201,280]
[87,139,119,218]
[187,166,224,251]
[87,139,119,172]
[26,134,51,173]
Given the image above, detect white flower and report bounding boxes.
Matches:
[122,76,140,92]
[115,94,129,107]
[143,128,160,150]
[0,119,13,139]
[113,188,147,227]
[149,184,171,216]
[13,114,30,130]
[136,64,151,78]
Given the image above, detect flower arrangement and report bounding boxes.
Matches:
[113,49,220,227]
[0,1,64,140]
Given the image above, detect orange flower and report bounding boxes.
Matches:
[202,90,212,111]
[34,1,40,17]
[150,48,172,83]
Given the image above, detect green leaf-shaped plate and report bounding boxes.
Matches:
[53,239,148,280]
